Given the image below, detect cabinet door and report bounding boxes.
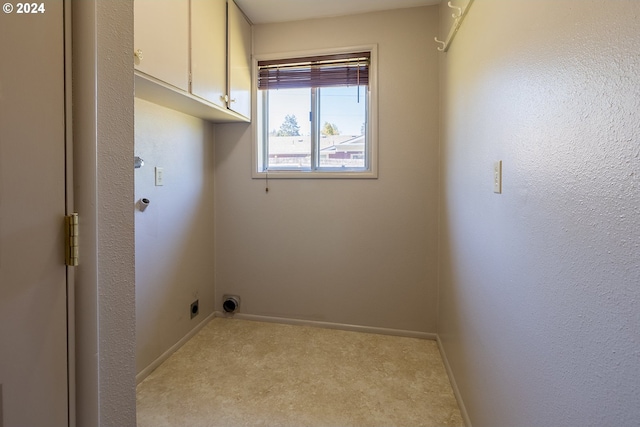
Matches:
[134,0,189,91]
[228,0,252,119]
[191,0,227,108]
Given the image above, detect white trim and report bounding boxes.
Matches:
[253,170,378,180]
[436,335,472,427]
[63,0,76,425]
[71,0,100,423]
[135,313,215,385]
[252,44,379,179]
[215,312,436,340]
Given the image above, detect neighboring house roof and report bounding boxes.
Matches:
[268,135,363,155]
[321,135,365,153]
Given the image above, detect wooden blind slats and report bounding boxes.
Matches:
[258,52,370,90]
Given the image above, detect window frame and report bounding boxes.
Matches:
[252,45,378,179]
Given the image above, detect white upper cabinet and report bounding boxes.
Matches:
[228,0,252,120]
[191,0,227,109]
[134,0,189,91]
[134,0,252,123]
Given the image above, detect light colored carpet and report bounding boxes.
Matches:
[136,318,463,427]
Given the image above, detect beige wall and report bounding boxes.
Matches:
[73,0,136,424]
[438,1,640,426]
[135,99,216,375]
[214,6,440,332]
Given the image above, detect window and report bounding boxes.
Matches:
[254,47,377,178]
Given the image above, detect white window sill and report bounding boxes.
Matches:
[252,169,378,179]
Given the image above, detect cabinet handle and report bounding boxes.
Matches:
[220,95,236,105]
[134,49,144,60]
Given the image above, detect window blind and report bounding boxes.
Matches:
[258,51,370,90]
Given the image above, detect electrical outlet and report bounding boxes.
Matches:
[190,300,199,319]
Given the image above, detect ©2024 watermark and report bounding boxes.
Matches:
[3,2,46,14]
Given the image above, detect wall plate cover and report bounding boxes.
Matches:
[493,161,502,194]
[155,167,164,186]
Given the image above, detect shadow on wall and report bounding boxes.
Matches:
[134,98,216,375]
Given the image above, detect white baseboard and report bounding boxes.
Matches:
[136,312,215,385]
[214,311,437,341]
[436,335,472,427]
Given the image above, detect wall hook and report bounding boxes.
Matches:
[436,0,475,52]
[448,1,463,19]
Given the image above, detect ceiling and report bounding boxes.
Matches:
[235,0,440,24]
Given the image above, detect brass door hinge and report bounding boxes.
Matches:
[65,213,79,266]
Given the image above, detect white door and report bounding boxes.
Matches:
[0,1,69,426]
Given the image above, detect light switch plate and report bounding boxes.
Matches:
[155,167,164,186]
[493,161,502,194]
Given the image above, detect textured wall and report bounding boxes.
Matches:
[215,7,440,332]
[73,0,137,425]
[438,1,640,426]
[135,98,216,375]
